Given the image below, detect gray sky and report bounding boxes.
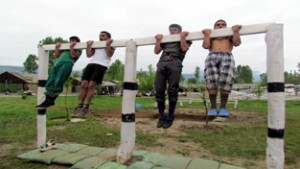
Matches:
[0,0,299,74]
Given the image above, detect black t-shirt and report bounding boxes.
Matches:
[160,41,192,61]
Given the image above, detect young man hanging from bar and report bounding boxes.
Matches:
[202,19,242,117]
[73,31,115,116]
[37,36,82,108]
[154,24,192,129]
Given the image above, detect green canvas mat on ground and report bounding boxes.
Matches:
[17,143,246,169]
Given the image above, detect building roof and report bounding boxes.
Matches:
[0,71,119,86]
[102,81,117,86]
[0,71,37,83]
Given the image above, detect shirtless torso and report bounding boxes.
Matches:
[202,22,241,52]
[210,38,233,52]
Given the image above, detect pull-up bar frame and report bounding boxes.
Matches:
[37,23,284,169]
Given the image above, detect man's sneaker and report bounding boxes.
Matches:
[81,107,89,115]
[74,107,89,117]
[162,120,173,129]
[73,106,82,115]
[219,108,230,117]
[207,109,218,116]
[157,119,165,128]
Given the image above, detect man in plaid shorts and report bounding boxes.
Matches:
[202,19,242,117]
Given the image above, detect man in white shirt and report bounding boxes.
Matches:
[74,31,115,116]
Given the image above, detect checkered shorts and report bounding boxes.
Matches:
[204,52,236,91]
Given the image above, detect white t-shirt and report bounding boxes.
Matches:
[89,49,111,67]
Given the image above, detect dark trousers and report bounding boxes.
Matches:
[155,59,182,103]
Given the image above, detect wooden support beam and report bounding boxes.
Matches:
[266,24,285,169]
[42,22,273,51]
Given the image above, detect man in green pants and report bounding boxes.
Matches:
[37,36,81,108]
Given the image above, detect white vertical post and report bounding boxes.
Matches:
[37,47,49,148]
[116,40,138,163]
[234,98,238,109]
[266,24,285,169]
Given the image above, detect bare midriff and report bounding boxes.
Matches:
[210,38,233,52]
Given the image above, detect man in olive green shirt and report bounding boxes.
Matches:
[37,36,81,108]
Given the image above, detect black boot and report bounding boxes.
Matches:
[163,101,176,129]
[157,101,165,128]
[166,101,176,121]
[157,101,165,120]
[36,95,57,108]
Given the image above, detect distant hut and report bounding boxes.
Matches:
[96,81,119,95]
[0,71,37,94]
[0,71,81,95]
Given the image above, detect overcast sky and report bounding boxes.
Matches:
[0,0,299,74]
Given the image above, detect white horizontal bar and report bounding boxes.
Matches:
[43,22,274,51]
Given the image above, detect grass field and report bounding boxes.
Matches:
[0,95,299,169]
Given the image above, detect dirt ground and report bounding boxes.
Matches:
[1,107,288,168]
[91,108,267,168]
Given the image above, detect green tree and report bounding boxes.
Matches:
[261,70,300,85]
[254,83,263,100]
[38,36,68,71]
[198,86,209,127]
[137,64,155,93]
[285,71,300,84]
[64,77,73,121]
[187,66,201,85]
[236,65,253,83]
[23,54,38,73]
[187,78,198,84]
[260,73,267,86]
[194,66,200,84]
[180,74,185,85]
[104,59,124,83]
[71,71,81,79]
[284,71,290,83]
